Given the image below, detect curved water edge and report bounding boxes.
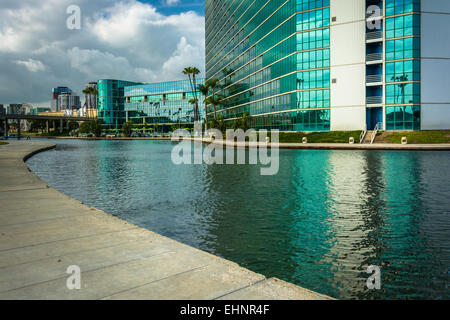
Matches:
[26,139,450,300]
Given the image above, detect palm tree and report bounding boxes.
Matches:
[206,94,223,123]
[183,67,196,120]
[122,121,133,137]
[206,78,220,119]
[191,67,201,122]
[91,87,98,119]
[241,112,250,132]
[183,67,201,122]
[82,87,90,118]
[82,87,99,119]
[198,83,210,131]
[188,98,198,124]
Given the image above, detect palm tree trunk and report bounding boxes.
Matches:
[187,75,196,122]
[212,89,217,120]
[192,74,199,122]
[204,98,208,132]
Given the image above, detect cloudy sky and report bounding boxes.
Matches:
[0,0,205,106]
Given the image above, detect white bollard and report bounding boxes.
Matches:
[302,137,308,144]
[402,137,407,145]
[265,136,270,144]
[349,137,355,144]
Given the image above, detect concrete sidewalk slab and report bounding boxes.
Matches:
[0,141,333,300]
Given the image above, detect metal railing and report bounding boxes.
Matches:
[370,122,383,144]
[366,96,383,104]
[360,128,367,144]
[366,53,383,62]
[366,31,383,41]
[366,74,383,83]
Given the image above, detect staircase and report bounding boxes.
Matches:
[362,131,374,144]
[361,122,382,144]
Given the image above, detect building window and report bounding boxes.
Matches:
[386,105,420,130]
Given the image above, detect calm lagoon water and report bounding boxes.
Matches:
[27,139,450,299]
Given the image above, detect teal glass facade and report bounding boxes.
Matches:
[98,79,142,129]
[205,0,331,131]
[385,0,421,130]
[124,79,205,127]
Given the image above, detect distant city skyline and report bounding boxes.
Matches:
[0,0,206,107]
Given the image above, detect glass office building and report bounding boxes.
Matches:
[98,79,205,131]
[206,0,330,131]
[206,0,450,131]
[98,79,142,130]
[124,79,205,129]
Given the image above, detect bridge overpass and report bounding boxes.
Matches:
[0,114,96,138]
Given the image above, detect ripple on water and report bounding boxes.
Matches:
[27,139,450,299]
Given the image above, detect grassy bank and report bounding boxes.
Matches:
[380,131,450,144]
[276,131,363,143]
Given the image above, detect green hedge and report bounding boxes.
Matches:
[383,131,450,144]
[271,131,363,143]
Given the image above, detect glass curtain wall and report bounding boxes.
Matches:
[98,79,142,130]
[385,0,421,130]
[205,0,331,131]
[124,79,205,130]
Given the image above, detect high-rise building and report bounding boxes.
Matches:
[51,87,72,111]
[205,0,450,131]
[124,79,205,128]
[58,92,81,114]
[0,105,5,115]
[7,104,23,115]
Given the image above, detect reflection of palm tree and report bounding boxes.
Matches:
[221,68,234,87]
[198,83,210,130]
[206,78,220,119]
[391,74,408,104]
[296,78,304,108]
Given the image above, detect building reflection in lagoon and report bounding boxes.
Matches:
[27,140,450,299]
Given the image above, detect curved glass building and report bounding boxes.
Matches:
[98,79,205,132]
[205,0,450,131]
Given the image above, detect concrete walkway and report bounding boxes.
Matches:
[0,141,332,300]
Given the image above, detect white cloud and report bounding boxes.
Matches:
[14,59,47,72]
[166,0,180,5]
[162,36,204,79]
[0,0,205,106]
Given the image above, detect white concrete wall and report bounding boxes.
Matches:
[421,7,450,130]
[421,0,450,12]
[421,104,450,130]
[330,0,366,131]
